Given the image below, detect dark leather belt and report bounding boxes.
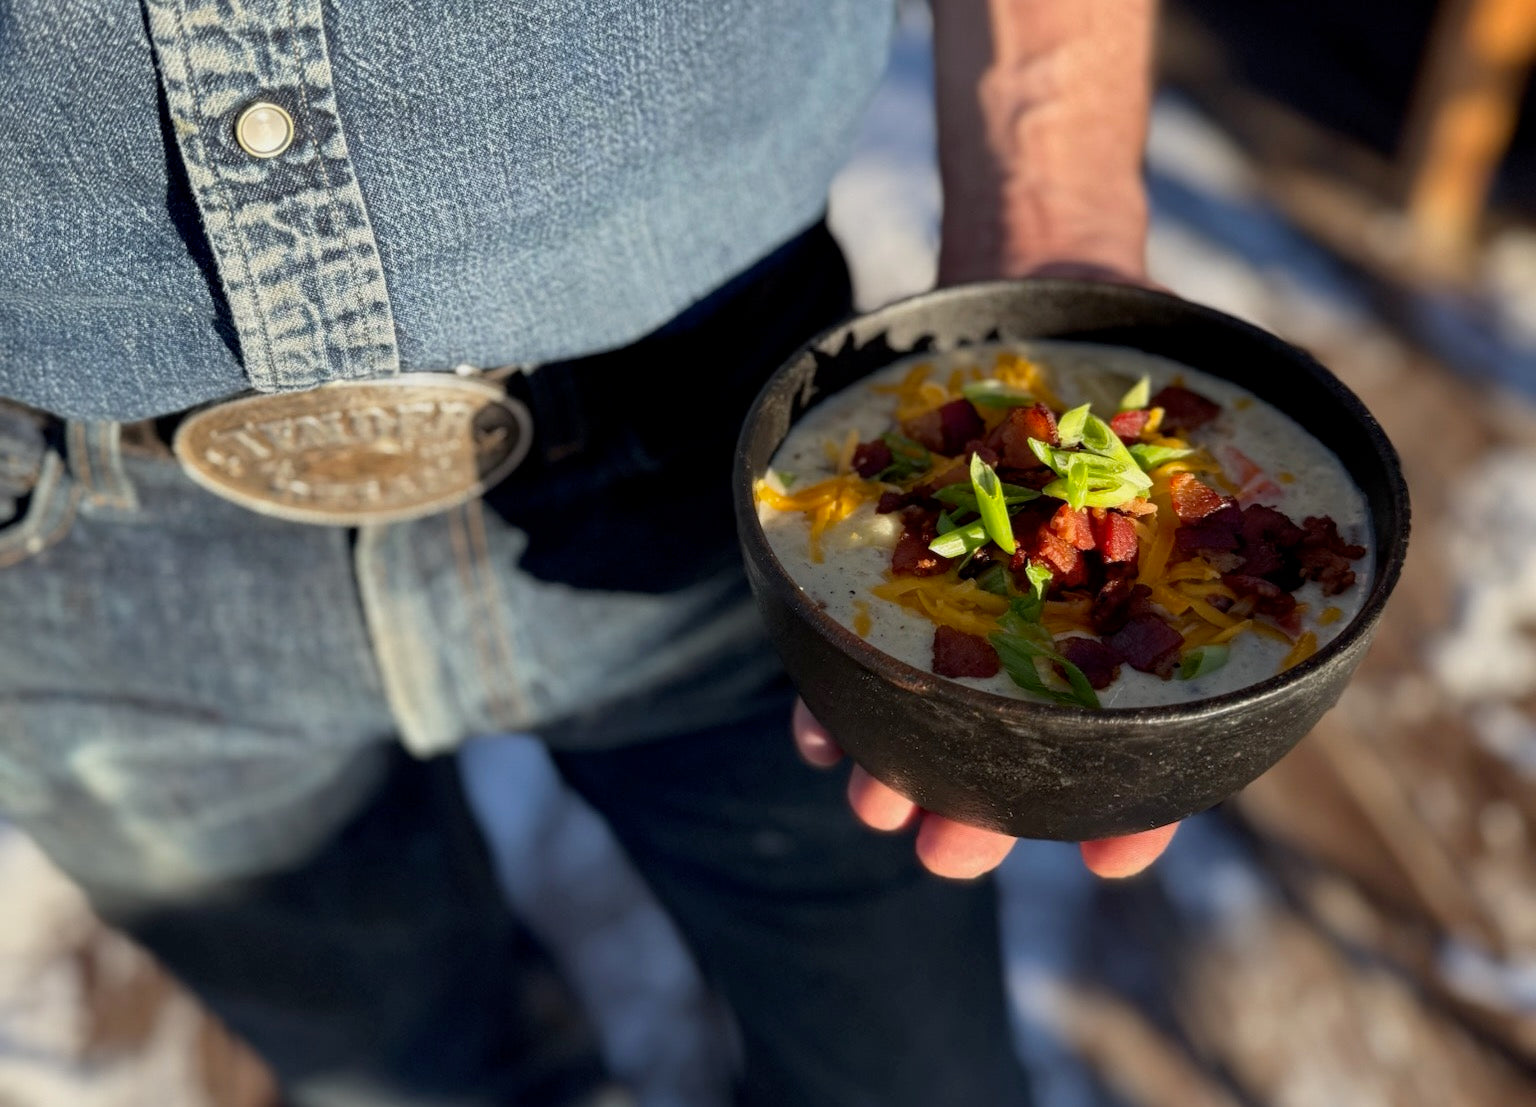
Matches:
[10,220,851,527]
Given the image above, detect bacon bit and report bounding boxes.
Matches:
[892,529,951,577]
[1107,614,1184,678]
[932,625,1001,678]
[1297,515,1366,595]
[995,403,1060,467]
[1109,409,1150,442]
[1174,504,1244,557]
[1222,573,1298,618]
[1169,472,1233,522]
[851,439,893,478]
[1281,631,1318,671]
[1055,637,1123,690]
[1120,498,1158,517]
[852,601,872,638]
[1090,509,1140,562]
[936,399,986,455]
[1149,385,1222,433]
[1049,504,1096,551]
[1020,531,1089,588]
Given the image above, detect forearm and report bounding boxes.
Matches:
[933,0,1156,282]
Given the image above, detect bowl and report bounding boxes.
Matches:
[733,279,1410,841]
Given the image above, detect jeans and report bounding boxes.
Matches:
[0,224,1033,1106]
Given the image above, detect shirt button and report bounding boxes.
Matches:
[234,101,295,159]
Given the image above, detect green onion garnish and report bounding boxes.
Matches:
[988,599,1100,708]
[974,563,1012,596]
[1129,443,1196,470]
[970,454,1017,555]
[1081,414,1152,490]
[927,520,990,559]
[962,380,1035,408]
[877,432,931,481]
[934,482,1040,514]
[1056,403,1091,448]
[1178,644,1230,680]
[1118,375,1151,412]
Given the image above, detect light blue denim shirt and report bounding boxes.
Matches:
[0,0,894,420]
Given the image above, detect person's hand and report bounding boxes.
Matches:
[792,699,1179,880]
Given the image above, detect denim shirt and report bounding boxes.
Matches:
[0,0,893,420]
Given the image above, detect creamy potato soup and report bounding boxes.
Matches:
[755,341,1373,708]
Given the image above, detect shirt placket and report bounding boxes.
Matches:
[142,0,400,394]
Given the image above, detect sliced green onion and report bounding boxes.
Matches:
[877,432,931,481]
[934,482,1040,514]
[1178,644,1230,680]
[1024,561,1052,602]
[1040,475,1141,510]
[1081,414,1152,490]
[1064,456,1090,510]
[1118,375,1151,412]
[988,631,1101,708]
[969,454,1017,555]
[1056,403,1091,448]
[962,379,1034,408]
[773,470,796,488]
[1129,443,1196,470]
[974,563,1011,596]
[928,520,990,559]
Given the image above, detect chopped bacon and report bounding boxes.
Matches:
[851,440,892,479]
[1221,574,1298,618]
[891,510,952,577]
[901,399,985,455]
[876,490,913,514]
[1055,637,1123,690]
[1169,472,1232,522]
[1109,409,1151,442]
[1090,509,1139,563]
[932,626,1001,678]
[1235,504,1305,585]
[1090,580,1153,636]
[1022,532,1089,588]
[1106,614,1184,679]
[900,408,945,453]
[1174,503,1243,556]
[995,402,1060,468]
[921,460,971,491]
[1297,515,1366,595]
[1150,385,1222,433]
[1049,504,1096,551]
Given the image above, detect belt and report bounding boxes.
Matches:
[112,220,849,526]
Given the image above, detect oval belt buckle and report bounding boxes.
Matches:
[172,375,534,525]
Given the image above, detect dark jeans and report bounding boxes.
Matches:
[0,222,1033,1106]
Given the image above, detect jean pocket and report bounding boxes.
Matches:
[0,448,79,571]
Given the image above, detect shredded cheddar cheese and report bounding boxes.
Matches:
[870,576,1009,638]
[851,600,872,638]
[1281,631,1318,670]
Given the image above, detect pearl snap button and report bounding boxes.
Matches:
[234,102,295,158]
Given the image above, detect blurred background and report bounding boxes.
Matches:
[4,1,1536,1103]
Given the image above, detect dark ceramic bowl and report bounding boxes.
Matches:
[734,279,1410,841]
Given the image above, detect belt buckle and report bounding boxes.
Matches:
[172,374,533,525]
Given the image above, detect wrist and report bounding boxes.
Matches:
[938,182,1149,285]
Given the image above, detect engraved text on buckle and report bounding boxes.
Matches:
[172,375,533,525]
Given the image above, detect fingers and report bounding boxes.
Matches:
[790,698,843,767]
[915,816,1017,880]
[1078,822,1180,879]
[846,765,918,831]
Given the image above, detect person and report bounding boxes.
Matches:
[0,1,1172,1104]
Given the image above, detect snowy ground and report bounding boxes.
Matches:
[5,4,1536,1106]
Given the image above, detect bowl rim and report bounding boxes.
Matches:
[734,277,1412,733]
